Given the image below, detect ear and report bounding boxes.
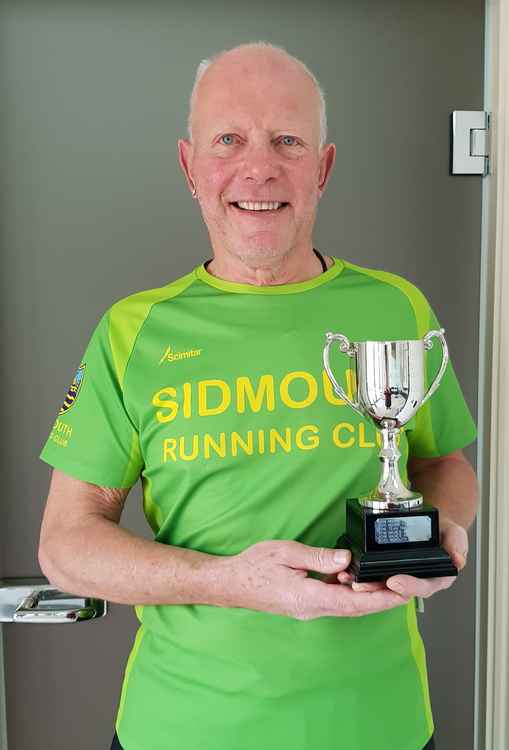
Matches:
[317,143,336,197]
[177,138,197,196]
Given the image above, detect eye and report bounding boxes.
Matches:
[219,134,237,145]
[280,135,299,146]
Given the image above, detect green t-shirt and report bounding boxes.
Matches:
[40,257,477,750]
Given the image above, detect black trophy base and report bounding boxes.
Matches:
[335,498,458,583]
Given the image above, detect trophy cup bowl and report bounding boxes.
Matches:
[323,329,458,582]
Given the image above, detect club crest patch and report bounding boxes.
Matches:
[59,363,86,415]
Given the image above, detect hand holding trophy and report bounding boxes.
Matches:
[323,330,458,583]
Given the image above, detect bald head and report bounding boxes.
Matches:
[187,42,327,149]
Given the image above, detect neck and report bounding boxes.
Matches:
[205,248,330,286]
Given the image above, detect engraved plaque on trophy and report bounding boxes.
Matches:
[322,330,457,583]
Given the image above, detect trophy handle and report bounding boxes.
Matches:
[323,332,364,417]
[421,328,449,405]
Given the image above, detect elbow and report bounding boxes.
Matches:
[38,535,67,590]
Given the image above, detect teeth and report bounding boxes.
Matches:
[236,201,284,211]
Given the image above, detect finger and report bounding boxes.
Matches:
[339,586,411,616]
[352,581,386,593]
[282,541,352,574]
[440,540,467,571]
[337,571,354,584]
[440,524,469,570]
[308,578,410,617]
[449,549,467,571]
[385,574,456,598]
[385,575,433,598]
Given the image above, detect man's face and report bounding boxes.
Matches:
[178,51,336,269]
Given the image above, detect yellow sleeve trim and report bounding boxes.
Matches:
[108,271,196,389]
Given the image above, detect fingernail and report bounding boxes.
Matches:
[391,582,404,594]
[334,550,350,564]
[352,582,369,592]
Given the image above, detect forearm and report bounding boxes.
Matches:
[409,455,479,531]
[39,517,231,606]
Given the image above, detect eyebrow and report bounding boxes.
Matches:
[211,125,305,135]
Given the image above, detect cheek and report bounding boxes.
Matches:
[290,164,320,203]
[293,186,320,217]
[198,159,231,197]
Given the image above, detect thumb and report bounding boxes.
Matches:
[281,541,351,574]
[441,522,469,571]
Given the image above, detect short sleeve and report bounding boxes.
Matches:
[406,304,477,458]
[39,309,143,487]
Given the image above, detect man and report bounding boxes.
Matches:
[38,42,478,750]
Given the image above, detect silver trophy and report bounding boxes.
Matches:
[323,330,457,582]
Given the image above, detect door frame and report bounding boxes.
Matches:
[0,2,506,749]
[475,1,509,748]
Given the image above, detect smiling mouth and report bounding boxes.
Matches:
[230,202,289,215]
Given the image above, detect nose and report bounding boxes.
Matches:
[240,142,282,185]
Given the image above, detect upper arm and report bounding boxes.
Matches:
[39,468,130,552]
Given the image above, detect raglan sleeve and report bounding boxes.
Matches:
[39,308,143,488]
[406,302,477,458]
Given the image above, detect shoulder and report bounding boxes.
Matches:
[108,269,197,324]
[96,269,197,384]
[340,259,430,311]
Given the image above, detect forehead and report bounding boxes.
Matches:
[193,54,320,137]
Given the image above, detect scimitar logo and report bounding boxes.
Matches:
[159,345,203,364]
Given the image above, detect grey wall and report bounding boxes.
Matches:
[0,2,483,749]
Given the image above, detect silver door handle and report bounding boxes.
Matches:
[0,577,107,623]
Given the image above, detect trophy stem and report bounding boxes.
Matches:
[359,420,423,511]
